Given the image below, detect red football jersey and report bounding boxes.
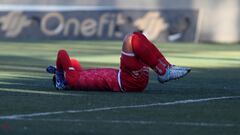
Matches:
[65,53,149,92]
[75,68,120,92]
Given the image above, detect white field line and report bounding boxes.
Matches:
[167,121,239,127]
[0,96,239,120]
[13,118,240,127]
[0,88,84,97]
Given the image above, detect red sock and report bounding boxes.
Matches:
[56,49,73,71]
[131,32,170,75]
[56,49,79,88]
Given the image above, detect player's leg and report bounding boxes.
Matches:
[55,50,79,89]
[130,32,168,75]
[119,34,150,92]
[133,32,171,67]
[133,32,191,71]
[131,32,190,83]
[46,58,83,74]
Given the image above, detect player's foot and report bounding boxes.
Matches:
[46,65,56,74]
[158,67,190,83]
[170,65,191,72]
[46,65,66,90]
[55,70,66,90]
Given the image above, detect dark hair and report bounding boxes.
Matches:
[134,29,143,33]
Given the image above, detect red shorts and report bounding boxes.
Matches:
[119,52,149,92]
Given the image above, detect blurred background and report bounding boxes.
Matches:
[0,0,239,43]
[0,1,240,135]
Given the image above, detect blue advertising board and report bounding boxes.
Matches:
[0,10,198,41]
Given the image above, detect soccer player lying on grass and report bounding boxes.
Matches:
[46,31,191,92]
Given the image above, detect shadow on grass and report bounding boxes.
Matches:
[146,67,240,96]
[0,53,240,96]
[0,55,54,91]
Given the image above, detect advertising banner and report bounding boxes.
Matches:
[0,10,198,41]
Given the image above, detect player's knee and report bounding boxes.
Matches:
[58,49,67,54]
[58,49,68,57]
[122,34,133,53]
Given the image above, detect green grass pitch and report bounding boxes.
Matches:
[0,41,240,135]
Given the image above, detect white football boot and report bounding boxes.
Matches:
[170,65,191,72]
[158,66,190,83]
